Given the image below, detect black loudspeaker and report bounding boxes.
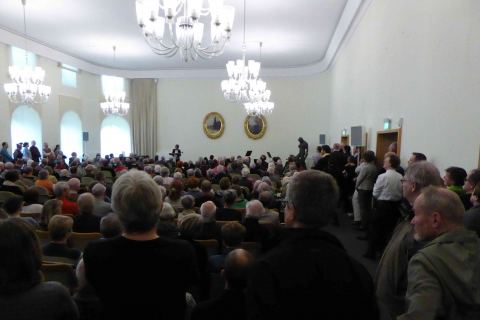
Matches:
[350,126,365,146]
[319,134,326,145]
[82,132,89,142]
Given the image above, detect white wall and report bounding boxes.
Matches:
[0,42,109,158]
[157,75,330,163]
[328,0,480,172]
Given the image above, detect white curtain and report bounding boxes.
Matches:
[130,79,157,156]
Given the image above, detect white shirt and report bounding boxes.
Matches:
[373,169,403,201]
[22,203,43,214]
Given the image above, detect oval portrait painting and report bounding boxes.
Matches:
[244,114,267,139]
[203,112,225,139]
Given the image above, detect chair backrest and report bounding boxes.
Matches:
[240,241,261,257]
[70,232,102,252]
[247,174,261,182]
[42,255,77,265]
[20,212,41,221]
[41,262,76,293]
[216,220,230,228]
[36,229,50,247]
[195,239,219,256]
[0,191,16,207]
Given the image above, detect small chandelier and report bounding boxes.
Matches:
[100,47,130,116]
[135,0,235,62]
[4,0,51,104]
[100,91,130,116]
[244,90,275,116]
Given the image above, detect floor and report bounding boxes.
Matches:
[324,212,379,277]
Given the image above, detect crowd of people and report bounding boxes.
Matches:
[0,140,480,320]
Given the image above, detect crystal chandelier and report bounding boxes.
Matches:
[135,0,235,62]
[100,91,130,116]
[100,47,130,116]
[4,0,51,104]
[220,0,274,115]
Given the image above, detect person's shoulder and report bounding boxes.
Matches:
[31,281,71,299]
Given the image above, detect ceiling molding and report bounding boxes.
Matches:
[0,0,365,79]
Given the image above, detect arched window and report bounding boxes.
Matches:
[60,111,83,158]
[11,105,42,152]
[100,115,131,157]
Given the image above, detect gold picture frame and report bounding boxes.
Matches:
[203,112,225,139]
[244,114,267,139]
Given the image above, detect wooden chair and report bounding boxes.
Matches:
[0,191,16,207]
[36,229,50,247]
[20,212,41,221]
[247,174,261,182]
[41,262,77,293]
[42,255,77,265]
[195,239,219,256]
[70,232,102,252]
[241,241,261,257]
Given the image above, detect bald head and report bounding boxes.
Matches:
[224,249,254,290]
[200,201,217,222]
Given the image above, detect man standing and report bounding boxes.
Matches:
[296,137,308,164]
[247,170,378,319]
[30,140,41,163]
[398,187,480,319]
[375,161,443,319]
[0,142,13,162]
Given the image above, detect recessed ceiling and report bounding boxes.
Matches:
[0,0,359,71]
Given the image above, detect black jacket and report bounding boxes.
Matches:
[247,228,378,320]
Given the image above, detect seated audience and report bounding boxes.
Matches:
[178,195,197,219]
[258,191,280,224]
[157,207,179,239]
[83,170,197,320]
[22,188,43,215]
[178,213,209,301]
[192,249,254,320]
[247,170,378,319]
[0,218,79,320]
[3,195,38,228]
[0,170,24,195]
[195,180,215,207]
[99,213,122,239]
[215,190,242,221]
[243,200,270,243]
[464,182,480,237]
[40,199,62,231]
[67,178,81,201]
[209,222,246,273]
[43,215,81,263]
[73,193,101,233]
[165,180,184,213]
[53,182,79,215]
[398,186,480,319]
[199,201,221,241]
[35,169,54,195]
[91,183,112,217]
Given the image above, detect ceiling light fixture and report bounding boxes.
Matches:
[4,0,51,104]
[220,0,274,115]
[100,46,130,116]
[135,0,235,62]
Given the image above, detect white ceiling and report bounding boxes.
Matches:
[0,0,362,72]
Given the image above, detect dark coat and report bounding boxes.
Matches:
[247,228,378,320]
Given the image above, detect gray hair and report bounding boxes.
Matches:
[404,161,443,189]
[173,172,183,180]
[160,167,170,177]
[200,201,216,222]
[53,181,69,198]
[67,178,81,191]
[91,183,107,197]
[161,202,176,218]
[417,186,464,225]
[241,167,250,177]
[287,170,338,227]
[77,193,95,215]
[100,213,123,238]
[153,175,164,186]
[178,213,203,239]
[246,200,265,219]
[181,195,195,210]
[111,170,162,233]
